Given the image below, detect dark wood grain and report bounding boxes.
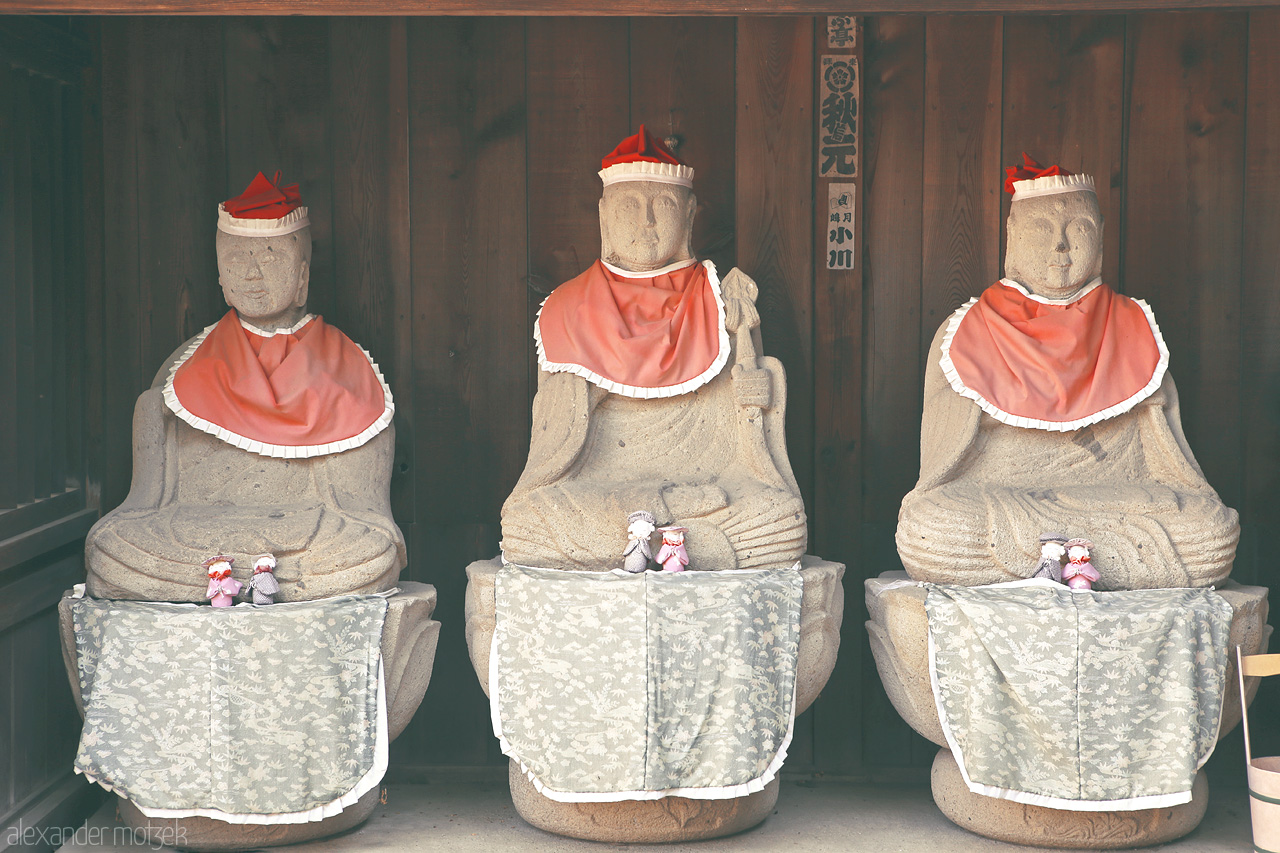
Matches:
[811,15,865,775]
[629,17,736,274]
[858,14,929,772]
[920,16,1003,364]
[405,16,529,767]
[78,22,104,508]
[30,76,57,501]
[49,83,69,498]
[329,18,415,529]
[1000,15,1125,287]
[12,69,36,508]
[736,17,815,513]
[133,19,226,378]
[4,0,1279,14]
[1123,11,1246,513]
[0,69,18,510]
[1238,9,1280,588]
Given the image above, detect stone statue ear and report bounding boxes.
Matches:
[598,196,613,262]
[294,258,310,309]
[682,192,698,259]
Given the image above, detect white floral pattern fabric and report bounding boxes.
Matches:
[492,565,803,802]
[926,579,1233,811]
[72,595,388,821]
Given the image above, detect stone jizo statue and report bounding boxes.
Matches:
[500,126,806,572]
[896,156,1238,590]
[85,171,403,602]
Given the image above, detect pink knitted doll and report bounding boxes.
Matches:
[655,526,690,573]
[1062,538,1101,591]
[204,555,242,607]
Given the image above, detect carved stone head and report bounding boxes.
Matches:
[215,227,312,331]
[599,181,697,273]
[1004,190,1103,300]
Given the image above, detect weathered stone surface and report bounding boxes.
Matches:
[931,749,1208,849]
[864,571,1271,748]
[895,189,1239,591]
[465,556,842,841]
[508,762,780,844]
[501,266,807,573]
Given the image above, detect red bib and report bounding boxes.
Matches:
[164,311,393,458]
[534,259,729,398]
[940,279,1167,431]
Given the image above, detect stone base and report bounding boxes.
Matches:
[932,749,1207,849]
[115,788,380,852]
[508,760,777,842]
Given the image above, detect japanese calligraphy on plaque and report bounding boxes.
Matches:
[826,183,856,270]
[827,16,856,49]
[819,56,859,178]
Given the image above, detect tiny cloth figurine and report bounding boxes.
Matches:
[1062,538,1101,590]
[204,555,242,607]
[1032,533,1068,582]
[655,526,690,573]
[248,553,281,604]
[622,510,657,573]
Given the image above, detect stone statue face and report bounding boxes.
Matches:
[215,228,312,330]
[599,181,697,272]
[1004,191,1103,300]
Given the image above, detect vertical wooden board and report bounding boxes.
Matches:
[6,615,50,809]
[134,19,227,382]
[1123,12,1246,512]
[735,17,816,511]
[98,19,141,513]
[80,23,106,507]
[810,17,864,775]
[0,70,18,509]
[329,18,414,529]
[12,69,36,508]
[1000,15,1125,289]
[858,15,927,770]
[405,17,528,768]
[735,16,815,767]
[628,17,736,274]
[921,16,1003,360]
[0,625,10,811]
[223,18,335,324]
[1240,10,1280,588]
[49,82,69,497]
[62,81,89,491]
[29,77,56,502]
[525,17,631,397]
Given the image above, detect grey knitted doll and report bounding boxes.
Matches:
[248,553,281,604]
[622,511,657,573]
[1032,533,1068,582]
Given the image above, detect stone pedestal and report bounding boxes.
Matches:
[865,571,1270,848]
[58,582,441,851]
[465,556,844,842]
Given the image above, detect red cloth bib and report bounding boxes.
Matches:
[534,259,729,398]
[164,311,393,458]
[940,280,1167,431]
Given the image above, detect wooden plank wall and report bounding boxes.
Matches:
[87,12,1280,780]
[0,17,106,848]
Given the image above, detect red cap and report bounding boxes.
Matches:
[601,125,685,169]
[1004,153,1071,196]
[223,171,303,219]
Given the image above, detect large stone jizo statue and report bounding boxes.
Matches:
[896,160,1238,590]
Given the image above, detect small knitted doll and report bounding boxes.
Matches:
[655,526,690,573]
[1063,538,1101,591]
[248,553,281,604]
[204,555,242,607]
[622,510,657,573]
[1033,533,1068,582]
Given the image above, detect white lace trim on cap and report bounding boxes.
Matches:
[533,259,730,399]
[1010,173,1097,201]
[938,282,1169,432]
[598,160,694,188]
[162,317,395,458]
[217,203,311,237]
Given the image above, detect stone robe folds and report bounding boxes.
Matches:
[897,281,1239,590]
[502,262,806,572]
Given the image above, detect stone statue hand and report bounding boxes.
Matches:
[660,483,730,519]
[731,363,772,409]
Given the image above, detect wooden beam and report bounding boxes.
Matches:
[3,0,1279,14]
